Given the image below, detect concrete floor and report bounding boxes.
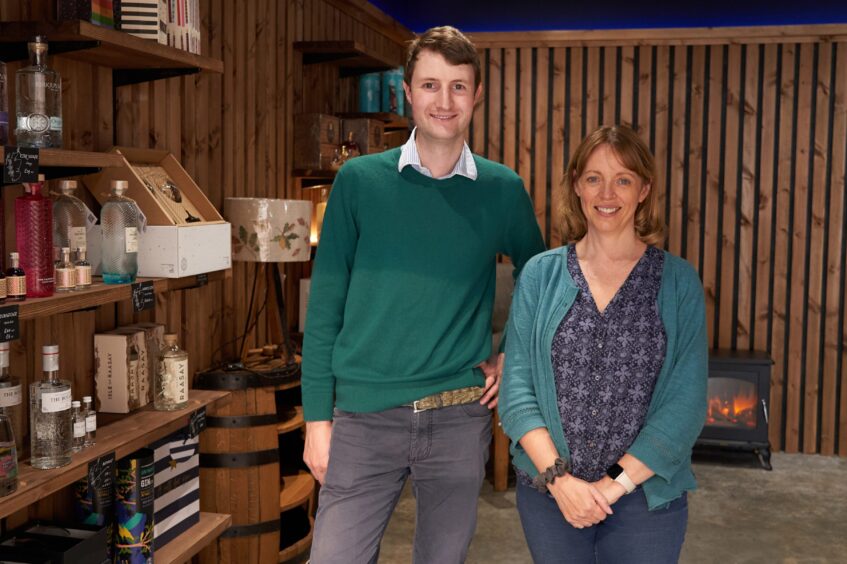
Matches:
[378,452,847,563]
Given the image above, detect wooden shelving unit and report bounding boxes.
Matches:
[337,112,410,130]
[292,168,337,179]
[0,147,127,182]
[294,40,399,77]
[279,471,315,513]
[277,406,304,435]
[155,512,232,564]
[278,516,315,563]
[14,270,228,321]
[0,390,230,520]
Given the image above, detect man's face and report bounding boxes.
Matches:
[403,49,481,146]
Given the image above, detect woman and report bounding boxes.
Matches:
[499,125,708,563]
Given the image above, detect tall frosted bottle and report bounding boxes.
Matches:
[16,174,54,297]
[30,345,72,469]
[15,36,62,148]
[101,180,139,284]
[53,179,88,262]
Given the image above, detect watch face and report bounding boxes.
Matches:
[607,463,623,479]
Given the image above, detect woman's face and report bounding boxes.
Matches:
[574,144,650,237]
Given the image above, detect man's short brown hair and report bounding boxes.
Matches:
[404,26,481,89]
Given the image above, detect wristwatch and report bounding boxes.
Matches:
[606,463,636,494]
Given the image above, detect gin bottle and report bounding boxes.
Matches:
[74,247,92,290]
[83,395,96,447]
[54,247,75,292]
[71,400,84,453]
[155,334,189,411]
[0,342,22,454]
[15,36,62,148]
[100,180,139,284]
[0,61,9,145]
[16,175,54,297]
[30,345,72,469]
[0,411,17,497]
[53,180,87,260]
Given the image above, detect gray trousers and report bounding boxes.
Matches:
[309,402,493,564]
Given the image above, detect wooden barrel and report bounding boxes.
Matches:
[196,366,299,564]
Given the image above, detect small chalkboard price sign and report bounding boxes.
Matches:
[131,281,155,312]
[3,146,39,185]
[188,406,207,438]
[0,305,20,343]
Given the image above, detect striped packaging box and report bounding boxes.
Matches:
[149,427,200,550]
[116,0,166,44]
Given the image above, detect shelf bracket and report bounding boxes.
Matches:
[113,67,200,87]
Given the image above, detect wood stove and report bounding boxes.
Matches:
[696,350,773,470]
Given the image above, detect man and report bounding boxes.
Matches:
[302,26,545,564]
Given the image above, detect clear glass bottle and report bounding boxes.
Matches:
[30,345,72,469]
[0,341,22,454]
[15,36,62,148]
[83,395,96,447]
[71,400,84,453]
[16,174,54,297]
[74,247,92,290]
[5,252,26,302]
[53,179,87,261]
[0,60,9,145]
[54,247,75,292]
[0,411,17,497]
[100,180,139,285]
[155,334,189,411]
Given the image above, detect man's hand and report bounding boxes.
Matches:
[477,352,504,409]
[303,420,333,485]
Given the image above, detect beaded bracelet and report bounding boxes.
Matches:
[532,457,571,492]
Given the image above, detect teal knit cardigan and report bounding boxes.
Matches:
[498,245,709,510]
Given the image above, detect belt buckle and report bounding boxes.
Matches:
[412,399,426,413]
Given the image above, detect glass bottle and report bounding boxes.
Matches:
[16,174,54,297]
[341,131,361,160]
[15,36,62,148]
[0,411,17,497]
[74,247,92,290]
[54,247,75,292]
[100,180,139,284]
[30,345,72,469]
[0,60,9,145]
[71,400,84,453]
[53,179,87,262]
[0,341,22,454]
[0,267,6,304]
[83,395,96,447]
[155,334,189,411]
[5,252,26,302]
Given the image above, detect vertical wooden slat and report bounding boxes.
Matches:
[534,49,550,245]
[685,46,706,271]
[487,49,502,163]
[550,48,566,248]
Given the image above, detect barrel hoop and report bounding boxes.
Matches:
[195,365,300,390]
[206,414,279,428]
[219,518,280,538]
[200,449,279,468]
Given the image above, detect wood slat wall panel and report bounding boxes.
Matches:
[473,29,847,455]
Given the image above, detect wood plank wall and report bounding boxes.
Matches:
[468,28,847,455]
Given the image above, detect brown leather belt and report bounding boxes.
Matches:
[403,386,486,413]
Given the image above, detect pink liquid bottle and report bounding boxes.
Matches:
[15,174,54,297]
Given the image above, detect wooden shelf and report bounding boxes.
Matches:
[155,512,232,564]
[0,389,230,520]
[0,20,223,86]
[278,516,314,563]
[15,270,228,321]
[292,168,337,179]
[277,406,304,435]
[337,112,410,130]
[294,40,399,77]
[279,470,315,512]
[0,147,127,182]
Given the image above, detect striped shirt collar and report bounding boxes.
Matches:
[397,127,478,180]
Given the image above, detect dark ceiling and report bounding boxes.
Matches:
[369,0,847,34]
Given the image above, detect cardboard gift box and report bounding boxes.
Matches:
[94,332,142,414]
[110,325,162,408]
[149,426,200,550]
[57,0,116,27]
[294,114,341,170]
[115,0,167,44]
[86,147,231,278]
[0,521,109,564]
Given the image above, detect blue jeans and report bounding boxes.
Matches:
[516,481,688,564]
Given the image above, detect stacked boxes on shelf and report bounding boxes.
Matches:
[94,323,164,413]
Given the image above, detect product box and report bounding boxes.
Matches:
[149,426,200,550]
[94,333,142,414]
[86,147,231,278]
[116,0,165,43]
[0,521,108,564]
[294,114,341,170]
[342,118,384,155]
[110,327,156,408]
[127,322,165,405]
[57,0,115,27]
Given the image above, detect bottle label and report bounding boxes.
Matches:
[0,443,17,481]
[0,384,21,408]
[41,389,71,413]
[7,276,25,297]
[17,114,49,133]
[74,420,85,438]
[76,265,92,286]
[55,267,75,290]
[0,277,6,299]
[125,227,139,253]
[162,359,188,404]
[70,226,87,251]
[85,413,96,432]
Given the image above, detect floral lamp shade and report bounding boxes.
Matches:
[225,198,313,262]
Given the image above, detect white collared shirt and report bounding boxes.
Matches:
[397,127,478,180]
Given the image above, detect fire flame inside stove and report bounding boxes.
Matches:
[706,386,757,428]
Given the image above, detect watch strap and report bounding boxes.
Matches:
[613,469,637,494]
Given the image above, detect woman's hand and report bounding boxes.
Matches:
[547,473,613,528]
[593,475,628,506]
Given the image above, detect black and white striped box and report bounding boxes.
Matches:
[149,427,200,550]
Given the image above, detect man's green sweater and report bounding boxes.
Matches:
[301,148,545,421]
